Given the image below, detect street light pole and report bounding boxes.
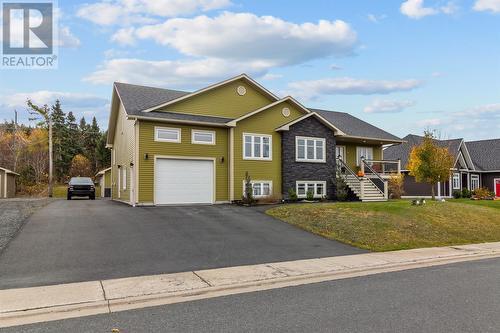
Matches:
[48,115,53,197]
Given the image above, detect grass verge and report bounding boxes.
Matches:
[266,200,500,251]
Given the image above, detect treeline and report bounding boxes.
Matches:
[0,100,110,193]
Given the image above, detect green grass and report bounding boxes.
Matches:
[449,198,500,210]
[52,184,102,198]
[267,200,500,252]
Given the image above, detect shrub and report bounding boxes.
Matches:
[461,188,472,198]
[473,187,491,200]
[334,171,348,201]
[287,188,298,202]
[241,171,256,205]
[452,190,462,199]
[388,174,405,199]
[306,190,314,201]
[19,165,36,186]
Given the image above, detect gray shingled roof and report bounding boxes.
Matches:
[113,82,401,140]
[384,134,463,169]
[114,82,234,124]
[466,139,500,171]
[311,108,402,142]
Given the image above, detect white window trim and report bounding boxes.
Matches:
[295,136,326,163]
[122,167,127,190]
[112,149,116,166]
[242,180,273,198]
[296,181,327,198]
[470,174,480,191]
[242,133,272,161]
[191,130,216,145]
[452,173,460,190]
[155,127,181,143]
[356,146,374,166]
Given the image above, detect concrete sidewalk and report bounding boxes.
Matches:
[2,242,500,328]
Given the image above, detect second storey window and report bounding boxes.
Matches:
[192,130,215,145]
[296,137,326,162]
[155,127,181,143]
[243,134,272,160]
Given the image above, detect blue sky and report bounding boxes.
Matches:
[1,0,499,140]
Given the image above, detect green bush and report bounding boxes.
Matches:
[241,171,256,205]
[287,188,298,202]
[334,171,348,201]
[461,188,472,198]
[452,190,462,199]
[306,190,314,201]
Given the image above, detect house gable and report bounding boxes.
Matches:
[153,77,277,119]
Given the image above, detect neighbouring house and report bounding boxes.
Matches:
[95,167,112,198]
[0,167,19,198]
[384,135,500,198]
[106,74,403,206]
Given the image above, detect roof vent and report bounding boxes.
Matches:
[237,86,247,96]
[282,107,291,117]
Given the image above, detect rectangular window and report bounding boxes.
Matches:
[243,134,272,160]
[296,181,327,198]
[155,127,181,143]
[296,137,326,162]
[452,173,460,189]
[192,130,215,145]
[470,175,480,191]
[243,181,272,198]
[122,167,127,190]
[356,146,374,166]
[335,145,346,161]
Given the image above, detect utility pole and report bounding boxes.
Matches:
[13,110,18,172]
[48,115,53,197]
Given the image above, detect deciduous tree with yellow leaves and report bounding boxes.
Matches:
[407,131,454,200]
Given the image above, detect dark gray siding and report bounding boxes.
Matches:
[481,173,500,194]
[281,116,336,199]
[402,172,451,197]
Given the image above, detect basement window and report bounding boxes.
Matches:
[296,181,326,198]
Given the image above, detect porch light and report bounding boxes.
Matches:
[144,153,149,160]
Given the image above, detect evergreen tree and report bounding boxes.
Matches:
[96,131,111,169]
[51,100,67,181]
[65,111,81,159]
[84,117,100,172]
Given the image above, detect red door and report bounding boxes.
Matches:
[496,179,500,197]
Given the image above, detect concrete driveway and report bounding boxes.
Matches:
[0,200,364,289]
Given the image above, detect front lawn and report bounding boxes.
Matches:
[450,198,500,210]
[266,200,500,251]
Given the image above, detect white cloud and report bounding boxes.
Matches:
[454,103,500,118]
[3,91,108,109]
[83,58,269,87]
[261,73,283,80]
[400,0,458,19]
[367,13,387,23]
[111,27,137,46]
[133,12,357,66]
[287,77,423,100]
[330,64,342,70]
[56,26,81,48]
[401,0,438,19]
[363,99,415,113]
[77,0,232,26]
[417,118,444,126]
[473,0,500,13]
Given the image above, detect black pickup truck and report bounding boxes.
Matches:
[67,177,95,200]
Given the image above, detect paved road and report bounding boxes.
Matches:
[0,200,362,289]
[6,257,500,333]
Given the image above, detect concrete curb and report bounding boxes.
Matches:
[2,242,500,328]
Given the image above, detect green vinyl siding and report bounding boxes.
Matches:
[336,141,382,171]
[233,101,305,199]
[104,169,111,188]
[138,121,229,203]
[111,103,134,202]
[159,79,274,119]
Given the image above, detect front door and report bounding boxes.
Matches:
[495,179,500,197]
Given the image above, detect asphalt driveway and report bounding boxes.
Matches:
[0,200,364,289]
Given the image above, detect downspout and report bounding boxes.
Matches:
[229,127,234,202]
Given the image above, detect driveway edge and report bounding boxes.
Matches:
[2,242,500,328]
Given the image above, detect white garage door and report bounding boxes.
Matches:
[155,158,214,205]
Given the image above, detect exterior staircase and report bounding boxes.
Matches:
[344,175,386,202]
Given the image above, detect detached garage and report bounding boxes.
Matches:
[0,167,19,198]
[154,158,215,205]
